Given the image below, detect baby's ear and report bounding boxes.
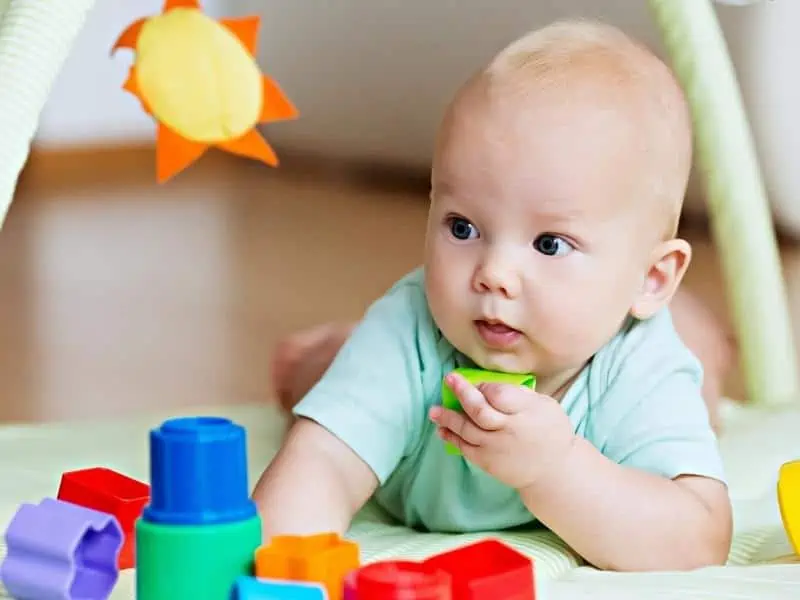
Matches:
[631,238,692,319]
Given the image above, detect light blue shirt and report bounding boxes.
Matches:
[293,267,726,533]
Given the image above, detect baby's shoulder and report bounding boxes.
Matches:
[573,309,725,483]
[372,267,442,347]
[375,267,427,318]
[353,267,451,382]
[590,307,702,392]
[568,307,706,434]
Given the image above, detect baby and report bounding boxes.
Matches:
[252,20,733,572]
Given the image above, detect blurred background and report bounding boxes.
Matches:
[0,0,798,422]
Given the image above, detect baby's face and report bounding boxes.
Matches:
[424,80,660,385]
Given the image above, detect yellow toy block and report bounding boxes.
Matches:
[778,459,800,555]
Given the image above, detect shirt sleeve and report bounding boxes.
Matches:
[291,271,430,485]
[584,309,727,484]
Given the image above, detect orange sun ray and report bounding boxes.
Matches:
[157,123,209,183]
[122,67,153,115]
[216,129,278,166]
[111,17,146,53]
[260,76,298,123]
[220,16,260,55]
[163,0,200,11]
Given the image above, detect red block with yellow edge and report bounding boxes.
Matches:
[57,467,150,570]
[422,539,535,600]
[255,533,359,600]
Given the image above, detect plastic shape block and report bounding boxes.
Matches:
[136,515,261,600]
[57,466,150,570]
[230,576,327,599]
[0,497,122,600]
[343,571,357,600]
[422,539,534,600]
[350,560,452,600]
[255,533,360,600]
[441,368,535,455]
[143,416,256,525]
[778,459,800,554]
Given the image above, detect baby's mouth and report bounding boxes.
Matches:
[474,319,522,348]
[476,319,518,333]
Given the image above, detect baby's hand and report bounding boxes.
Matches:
[429,371,575,490]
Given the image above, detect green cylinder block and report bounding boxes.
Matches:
[135,514,262,600]
[441,367,536,455]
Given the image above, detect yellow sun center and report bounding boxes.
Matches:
[135,8,263,143]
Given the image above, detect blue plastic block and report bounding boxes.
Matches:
[142,416,256,525]
[230,576,327,599]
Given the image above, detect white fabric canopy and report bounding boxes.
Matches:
[0,0,97,227]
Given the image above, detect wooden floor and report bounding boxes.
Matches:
[0,146,797,423]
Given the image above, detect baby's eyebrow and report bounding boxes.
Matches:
[526,204,585,225]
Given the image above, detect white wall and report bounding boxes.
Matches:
[34,1,800,230]
[33,0,746,157]
[225,0,759,170]
[234,0,673,168]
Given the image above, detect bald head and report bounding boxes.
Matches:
[449,20,693,240]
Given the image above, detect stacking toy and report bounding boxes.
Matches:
[346,560,452,600]
[255,532,360,600]
[423,539,534,600]
[231,576,327,599]
[57,466,150,570]
[441,368,535,455]
[0,498,122,600]
[135,416,262,600]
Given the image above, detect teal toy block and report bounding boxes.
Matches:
[441,367,535,455]
[231,576,327,599]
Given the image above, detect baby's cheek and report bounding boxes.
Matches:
[538,298,602,354]
[427,280,468,340]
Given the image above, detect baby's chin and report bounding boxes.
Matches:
[460,345,537,375]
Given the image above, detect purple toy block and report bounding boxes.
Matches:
[0,497,122,600]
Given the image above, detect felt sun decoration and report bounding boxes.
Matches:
[112,0,298,182]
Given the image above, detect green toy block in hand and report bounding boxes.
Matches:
[441,367,536,455]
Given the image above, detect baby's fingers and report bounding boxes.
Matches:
[429,406,486,446]
[436,426,480,459]
[444,372,506,431]
[479,382,537,414]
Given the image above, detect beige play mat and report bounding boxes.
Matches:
[0,400,797,599]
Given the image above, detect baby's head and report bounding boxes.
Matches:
[423,20,693,390]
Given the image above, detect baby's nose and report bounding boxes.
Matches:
[474,258,520,299]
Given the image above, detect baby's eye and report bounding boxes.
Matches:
[447,216,479,241]
[533,234,573,257]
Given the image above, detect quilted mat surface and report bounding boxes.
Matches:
[0,400,797,598]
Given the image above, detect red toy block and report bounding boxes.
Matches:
[255,532,360,600]
[423,539,534,600]
[348,560,452,600]
[57,467,150,570]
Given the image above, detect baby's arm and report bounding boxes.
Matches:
[253,271,429,538]
[522,311,732,571]
[519,442,731,571]
[252,417,378,537]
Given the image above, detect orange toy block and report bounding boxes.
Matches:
[255,533,360,600]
